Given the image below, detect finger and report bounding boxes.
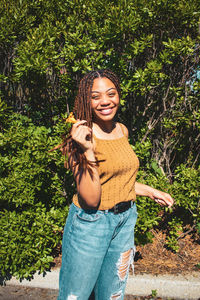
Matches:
[72,127,92,144]
[75,129,91,142]
[155,198,172,207]
[164,196,174,208]
[155,198,166,205]
[71,123,91,137]
[73,125,92,137]
[71,121,92,135]
[160,192,174,206]
[73,120,87,127]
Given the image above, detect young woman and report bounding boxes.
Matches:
[57,69,174,300]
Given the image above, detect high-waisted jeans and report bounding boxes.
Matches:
[57,201,138,300]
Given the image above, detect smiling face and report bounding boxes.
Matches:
[91,77,120,125]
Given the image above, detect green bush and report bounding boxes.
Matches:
[133,141,200,251]
[0,0,200,278]
[0,207,67,279]
[0,112,74,279]
[135,163,200,251]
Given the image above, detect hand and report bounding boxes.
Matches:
[71,120,94,152]
[150,188,174,208]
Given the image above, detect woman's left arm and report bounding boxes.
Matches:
[135,182,174,208]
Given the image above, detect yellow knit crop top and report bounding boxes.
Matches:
[73,124,140,210]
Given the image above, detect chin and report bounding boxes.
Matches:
[97,115,115,122]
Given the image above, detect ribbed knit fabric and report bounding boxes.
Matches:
[73,129,139,210]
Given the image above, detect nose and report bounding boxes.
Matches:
[100,95,110,105]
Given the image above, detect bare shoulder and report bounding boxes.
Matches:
[118,123,129,138]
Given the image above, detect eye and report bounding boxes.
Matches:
[108,93,116,97]
[92,95,99,100]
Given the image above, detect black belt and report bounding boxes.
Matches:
[108,201,132,214]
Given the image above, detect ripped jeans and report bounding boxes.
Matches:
[57,202,138,300]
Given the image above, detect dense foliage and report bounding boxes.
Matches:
[0,0,200,279]
[0,110,74,278]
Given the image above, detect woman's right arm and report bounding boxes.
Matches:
[69,120,101,208]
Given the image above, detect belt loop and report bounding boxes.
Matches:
[113,206,118,214]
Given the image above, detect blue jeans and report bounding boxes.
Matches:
[57,202,138,300]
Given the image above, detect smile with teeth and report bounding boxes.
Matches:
[99,107,114,115]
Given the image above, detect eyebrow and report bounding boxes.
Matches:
[91,88,116,93]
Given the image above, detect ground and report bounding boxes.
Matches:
[0,285,180,300]
[133,230,200,276]
[0,230,199,300]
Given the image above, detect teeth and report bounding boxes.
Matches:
[100,109,112,114]
[102,109,111,112]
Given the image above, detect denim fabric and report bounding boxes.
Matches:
[57,202,138,300]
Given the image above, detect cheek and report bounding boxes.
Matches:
[91,101,96,112]
[115,96,120,106]
[91,102,97,118]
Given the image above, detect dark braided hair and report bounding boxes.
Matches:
[52,69,121,175]
[73,69,121,127]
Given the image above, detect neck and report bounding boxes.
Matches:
[93,120,115,133]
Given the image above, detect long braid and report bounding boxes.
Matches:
[51,69,121,173]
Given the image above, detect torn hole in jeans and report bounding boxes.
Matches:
[110,290,122,300]
[67,294,78,300]
[116,248,135,281]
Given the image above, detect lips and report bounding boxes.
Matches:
[98,108,114,115]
